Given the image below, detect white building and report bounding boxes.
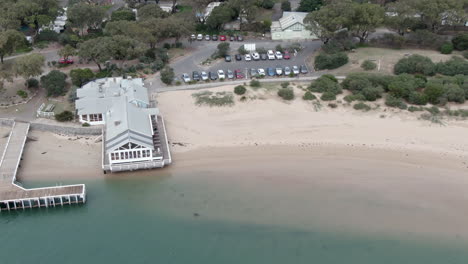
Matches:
[271,12,318,41]
[75,78,171,172]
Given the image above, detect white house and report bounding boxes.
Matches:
[271,12,318,41]
[75,77,171,172]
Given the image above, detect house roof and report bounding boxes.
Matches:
[278,12,308,30]
[76,77,149,116]
[105,97,159,152]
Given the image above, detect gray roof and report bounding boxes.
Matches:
[76,77,149,116]
[105,97,160,152]
[278,12,307,29]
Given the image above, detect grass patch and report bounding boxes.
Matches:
[192,91,234,107]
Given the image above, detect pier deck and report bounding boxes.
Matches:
[0,122,86,212]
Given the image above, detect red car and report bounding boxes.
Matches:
[59,58,74,64]
[219,35,227,41]
[234,69,244,79]
[283,51,291,60]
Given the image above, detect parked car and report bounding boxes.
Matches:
[252,52,260,61]
[250,68,257,77]
[283,51,291,60]
[182,73,191,83]
[212,35,218,41]
[229,35,235,41]
[267,67,275,76]
[227,69,234,79]
[192,71,200,81]
[292,65,300,75]
[300,65,309,74]
[235,54,242,61]
[284,66,291,76]
[237,35,243,41]
[217,69,226,79]
[205,34,211,41]
[190,34,196,40]
[267,50,275,60]
[260,53,268,60]
[235,69,244,79]
[209,71,218,80]
[197,34,203,41]
[225,55,232,62]
[245,54,252,61]
[59,58,74,64]
[258,68,266,76]
[275,65,283,76]
[219,35,227,41]
[201,71,209,81]
[275,51,283,60]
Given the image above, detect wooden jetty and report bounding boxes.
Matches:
[0,122,86,212]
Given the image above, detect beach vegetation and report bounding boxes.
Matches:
[308,75,342,95]
[281,82,290,89]
[192,91,234,107]
[314,52,349,70]
[250,80,261,88]
[394,55,435,76]
[408,106,424,112]
[320,92,336,101]
[328,103,338,108]
[353,102,371,111]
[385,95,407,109]
[234,85,247,95]
[278,88,295,100]
[160,67,175,85]
[302,91,316,100]
[344,94,366,103]
[361,60,377,71]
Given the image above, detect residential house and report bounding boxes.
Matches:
[271,12,318,40]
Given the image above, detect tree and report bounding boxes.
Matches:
[58,45,76,60]
[78,37,113,71]
[259,0,275,9]
[111,8,136,21]
[409,0,466,33]
[452,33,468,51]
[384,1,419,35]
[348,3,385,43]
[160,66,174,85]
[137,4,169,21]
[68,3,106,36]
[109,35,145,67]
[206,5,236,30]
[70,68,95,87]
[281,1,291,11]
[40,70,67,97]
[297,0,323,12]
[14,53,45,80]
[394,55,436,76]
[314,52,349,70]
[304,0,352,43]
[106,20,156,48]
[0,30,25,63]
[215,43,230,58]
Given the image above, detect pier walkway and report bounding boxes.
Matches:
[0,121,86,212]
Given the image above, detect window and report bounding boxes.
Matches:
[111,153,115,160]
[125,152,129,159]
[89,114,103,122]
[120,152,124,159]
[142,151,147,158]
[82,115,88,121]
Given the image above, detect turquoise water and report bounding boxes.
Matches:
[1,172,468,264]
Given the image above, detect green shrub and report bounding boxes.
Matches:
[40,70,68,97]
[234,85,247,95]
[250,80,261,87]
[276,44,284,52]
[26,78,39,89]
[36,29,59,42]
[17,90,28,98]
[55,111,74,122]
[344,94,366,103]
[408,92,428,105]
[160,66,175,85]
[281,0,291,11]
[278,88,294,100]
[320,92,336,101]
[308,76,342,95]
[314,52,349,70]
[238,46,248,55]
[361,60,377,71]
[435,57,468,76]
[424,81,445,105]
[328,103,338,108]
[281,82,290,88]
[443,83,465,103]
[440,42,454,54]
[163,43,171,49]
[385,95,407,109]
[302,91,316,100]
[425,106,440,115]
[82,122,90,127]
[353,102,371,111]
[452,33,468,51]
[408,106,424,112]
[192,91,235,107]
[394,55,436,76]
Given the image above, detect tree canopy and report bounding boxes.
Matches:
[0,30,25,63]
[14,53,45,79]
[68,3,106,36]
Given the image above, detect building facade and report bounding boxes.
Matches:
[271,12,318,41]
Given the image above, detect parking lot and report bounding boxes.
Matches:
[170,39,322,83]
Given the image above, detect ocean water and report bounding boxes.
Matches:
[1,170,467,264]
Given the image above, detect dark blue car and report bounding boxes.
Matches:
[267,67,275,76]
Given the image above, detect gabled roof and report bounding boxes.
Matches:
[279,12,308,29]
[105,97,159,152]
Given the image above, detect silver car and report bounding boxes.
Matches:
[201,71,208,81]
[284,66,291,76]
[182,73,191,83]
[227,69,234,79]
[292,65,300,75]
